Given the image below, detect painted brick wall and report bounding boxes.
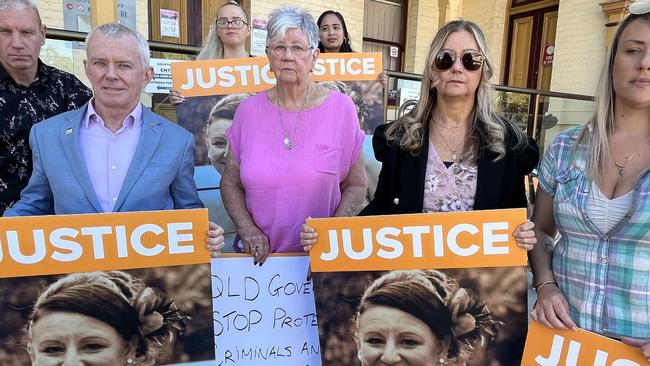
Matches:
[460,0,508,83]
[404,0,437,73]
[550,0,607,95]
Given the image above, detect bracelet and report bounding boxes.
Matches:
[534,280,558,293]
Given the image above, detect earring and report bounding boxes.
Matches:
[437,357,449,366]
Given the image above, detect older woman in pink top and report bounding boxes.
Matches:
[220,5,367,265]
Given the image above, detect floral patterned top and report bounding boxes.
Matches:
[423,140,478,212]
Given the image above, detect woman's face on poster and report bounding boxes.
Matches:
[356,305,441,366]
[206,117,232,174]
[30,312,129,366]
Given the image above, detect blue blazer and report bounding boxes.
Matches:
[4,103,204,216]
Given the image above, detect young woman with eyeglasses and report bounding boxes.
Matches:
[528,3,650,360]
[170,1,250,105]
[300,20,539,252]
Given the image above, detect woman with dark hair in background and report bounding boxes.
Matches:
[317,10,387,87]
[26,271,188,366]
[317,10,353,53]
[170,1,250,105]
[355,270,501,366]
[528,2,650,360]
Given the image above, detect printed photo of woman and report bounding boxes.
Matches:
[0,266,215,366]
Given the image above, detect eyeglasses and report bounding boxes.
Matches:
[216,19,248,29]
[267,44,313,56]
[628,1,650,15]
[434,50,485,71]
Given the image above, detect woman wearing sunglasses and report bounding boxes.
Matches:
[170,1,250,105]
[528,3,650,360]
[300,19,539,251]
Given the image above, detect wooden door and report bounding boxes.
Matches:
[150,0,188,44]
[504,5,558,90]
[507,15,534,88]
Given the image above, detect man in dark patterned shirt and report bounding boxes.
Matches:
[0,0,92,214]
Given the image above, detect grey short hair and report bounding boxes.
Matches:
[266,6,319,49]
[85,23,150,70]
[0,0,42,26]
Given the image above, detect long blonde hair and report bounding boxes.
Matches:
[196,1,249,60]
[578,12,650,183]
[386,20,524,159]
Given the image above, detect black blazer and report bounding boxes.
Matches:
[360,121,539,215]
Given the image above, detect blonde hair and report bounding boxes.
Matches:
[578,12,650,183]
[197,1,249,60]
[386,20,524,160]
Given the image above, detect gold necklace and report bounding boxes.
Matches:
[433,120,464,162]
[276,84,310,150]
[614,153,635,176]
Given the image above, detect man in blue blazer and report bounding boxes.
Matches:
[4,22,225,254]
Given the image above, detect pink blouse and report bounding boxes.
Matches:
[423,139,478,212]
[227,91,364,252]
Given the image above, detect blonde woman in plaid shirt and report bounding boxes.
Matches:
[528,3,650,361]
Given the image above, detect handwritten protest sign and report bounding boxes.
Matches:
[0,209,209,278]
[307,208,527,272]
[171,53,383,96]
[522,321,648,365]
[211,255,321,366]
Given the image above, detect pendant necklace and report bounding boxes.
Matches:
[614,153,635,176]
[433,120,464,162]
[276,83,310,150]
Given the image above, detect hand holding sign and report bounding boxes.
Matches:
[299,219,317,252]
[621,338,650,363]
[239,224,270,265]
[512,220,537,250]
[531,284,577,331]
[206,221,225,257]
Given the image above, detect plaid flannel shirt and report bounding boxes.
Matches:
[537,125,650,339]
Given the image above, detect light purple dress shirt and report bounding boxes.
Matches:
[79,101,143,212]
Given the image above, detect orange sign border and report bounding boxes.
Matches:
[522,321,648,364]
[307,208,527,272]
[171,52,383,97]
[0,209,209,278]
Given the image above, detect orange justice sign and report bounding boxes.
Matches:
[0,209,210,278]
[171,52,383,97]
[522,321,648,365]
[307,208,527,272]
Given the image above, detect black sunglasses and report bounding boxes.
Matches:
[434,50,485,71]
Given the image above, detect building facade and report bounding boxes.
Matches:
[37,0,631,134]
